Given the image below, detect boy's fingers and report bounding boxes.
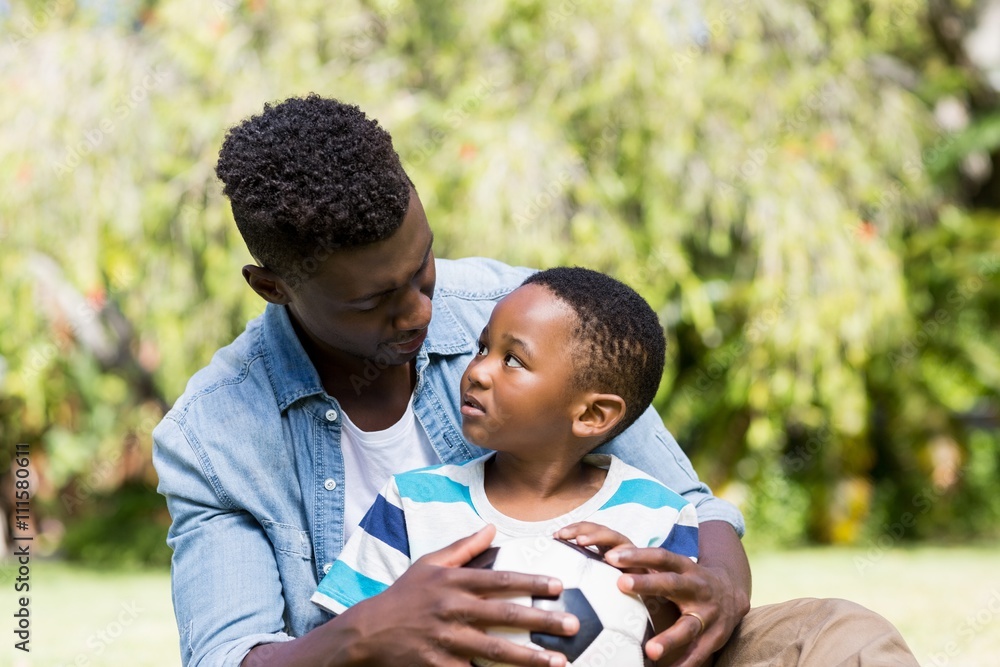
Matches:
[556,522,628,547]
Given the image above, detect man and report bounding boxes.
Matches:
[153,94,917,667]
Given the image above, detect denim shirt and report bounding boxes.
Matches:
[153,257,744,667]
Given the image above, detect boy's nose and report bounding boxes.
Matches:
[465,358,492,389]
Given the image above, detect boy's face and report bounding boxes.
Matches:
[283,190,436,368]
[460,284,584,453]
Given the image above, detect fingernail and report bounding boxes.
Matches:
[620,575,634,591]
[605,551,619,565]
[562,615,577,633]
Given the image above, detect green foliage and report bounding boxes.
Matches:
[58,483,173,567]
[0,0,998,561]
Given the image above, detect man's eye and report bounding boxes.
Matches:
[503,354,523,368]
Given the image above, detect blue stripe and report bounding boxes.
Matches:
[659,525,699,559]
[315,560,388,607]
[599,478,689,511]
[395,472,475,508]
[359,494,409,557]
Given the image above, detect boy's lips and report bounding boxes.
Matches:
[461,393,486,417]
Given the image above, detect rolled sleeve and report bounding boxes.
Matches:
[154,417,295,667]
[597,407,745,537]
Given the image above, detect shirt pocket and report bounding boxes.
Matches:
[261,519,312,560]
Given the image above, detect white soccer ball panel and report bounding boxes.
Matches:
[469,537,653,667]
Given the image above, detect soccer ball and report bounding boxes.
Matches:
[465,536,654,667]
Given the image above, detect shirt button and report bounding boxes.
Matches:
[325,409,338,422]
[322,563,332,574]
[323,478,337,491]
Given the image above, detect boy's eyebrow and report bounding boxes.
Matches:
[501,333,534,359]
[349,234,434,303]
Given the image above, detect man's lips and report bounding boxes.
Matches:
[461,393,486,417]
[390,328,428,354]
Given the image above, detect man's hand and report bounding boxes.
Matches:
[604,521,751,667]
[244,525,577,666]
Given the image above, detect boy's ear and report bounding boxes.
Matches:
[572,393,627,440]
[243,265,293,305]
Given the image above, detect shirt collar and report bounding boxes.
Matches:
[260,294,474,413]
[261,303,327,413]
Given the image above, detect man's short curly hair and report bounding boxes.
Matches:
[522,267,666,442]
[215,94,411,282]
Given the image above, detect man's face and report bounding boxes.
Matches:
[460,284,583,453]
[284,190,436,368]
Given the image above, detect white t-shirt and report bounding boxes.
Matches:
[339,392,439,542]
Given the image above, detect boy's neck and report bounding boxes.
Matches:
[483,453,608,522]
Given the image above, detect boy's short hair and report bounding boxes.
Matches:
[522,267,666,442]
[215,94,411,282]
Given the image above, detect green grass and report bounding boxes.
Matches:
[748,543,1000,667]
[2,544,998,665]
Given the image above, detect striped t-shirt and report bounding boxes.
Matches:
[312,453,699,615]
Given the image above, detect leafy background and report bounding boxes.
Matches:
[0,0,998,571]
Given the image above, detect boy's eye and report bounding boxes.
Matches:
[503,353,523,368]
[476,342,488,356]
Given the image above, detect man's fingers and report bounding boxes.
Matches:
[644,613,709,666]
[445,626,568,667]
[423,525,498,568]
[464,597,579,636]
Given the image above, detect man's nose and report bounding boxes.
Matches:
[393,285,432,332]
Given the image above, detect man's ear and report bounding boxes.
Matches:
[243,265,293,305]
[571,393,627,441]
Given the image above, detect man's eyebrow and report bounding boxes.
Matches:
[350,234,434,303]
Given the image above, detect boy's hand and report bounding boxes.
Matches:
[340,525,577,667]
[557,521,681,664]
[605,522,750,667]
[555,521,638,565]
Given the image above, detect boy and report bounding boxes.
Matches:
[312,267,698,653]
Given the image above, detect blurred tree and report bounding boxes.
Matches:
[0,0,997,562]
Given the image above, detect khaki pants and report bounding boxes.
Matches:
[714,598,920,667]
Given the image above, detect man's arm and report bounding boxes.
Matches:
[156,420,577,667]
[597,408,751,665]
[243,526,575,667]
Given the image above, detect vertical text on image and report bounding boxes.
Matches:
[12,442,33,652]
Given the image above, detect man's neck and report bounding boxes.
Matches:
[288,311,417,431]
